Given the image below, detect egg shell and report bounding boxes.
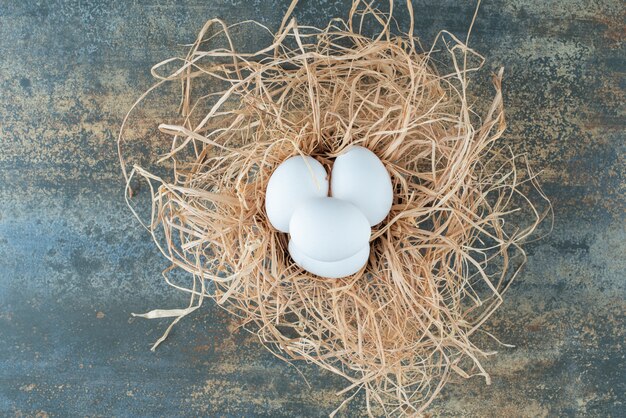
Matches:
[289,241,369,279]
[265,156,329,233]
[289,197,371,262]
[331,146,393,226]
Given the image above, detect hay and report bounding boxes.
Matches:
[118,1,550,415]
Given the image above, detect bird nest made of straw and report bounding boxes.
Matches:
[118,1,548,415]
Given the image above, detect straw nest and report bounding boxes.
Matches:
[119,1,548,415]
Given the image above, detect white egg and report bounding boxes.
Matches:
[289,241,369,279]
[331,146,393,226]
[265,155,329,232]
[289,197,371,262]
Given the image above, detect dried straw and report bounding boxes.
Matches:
[118,1,550,415]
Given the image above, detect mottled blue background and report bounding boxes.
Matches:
[0,1,624,416]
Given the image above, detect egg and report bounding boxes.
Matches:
[331,146,393,226]
[265,155,329,232]
[289,197,371,262]
[289,241,369,279]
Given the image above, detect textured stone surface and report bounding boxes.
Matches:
[0,1,624,416]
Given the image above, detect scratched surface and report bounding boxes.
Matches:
[0,1,624,416]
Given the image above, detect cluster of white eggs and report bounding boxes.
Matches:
[265,146,393,279]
